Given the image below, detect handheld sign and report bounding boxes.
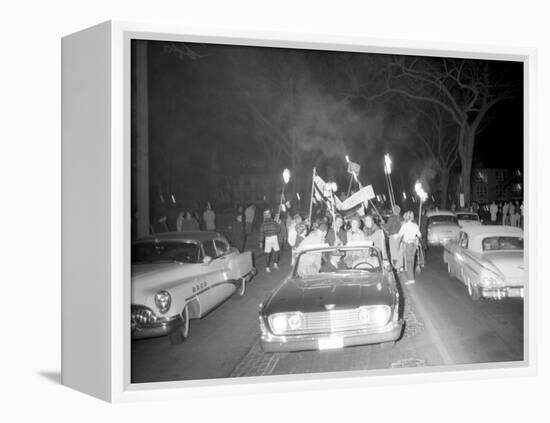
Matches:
[339,185,375,211]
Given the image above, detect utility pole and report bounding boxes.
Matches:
[135,40,150,237]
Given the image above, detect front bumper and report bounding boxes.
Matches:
[480,286,524,299]
[131,307,184,340]
[260,320,404,353]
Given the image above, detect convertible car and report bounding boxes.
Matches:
[443,225,524,300]
[259,242,403,353]
[425,209,460,246]
[131,231,256,344]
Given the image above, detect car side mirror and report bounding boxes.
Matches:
[203,256,212,265]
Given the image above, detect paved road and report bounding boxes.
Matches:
[131,245,523,383]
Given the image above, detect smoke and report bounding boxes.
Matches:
[283,76,386,162]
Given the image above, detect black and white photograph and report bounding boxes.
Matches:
[130,39,525,384]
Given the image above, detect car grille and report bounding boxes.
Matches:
[272,306,391,336]
[131,305,158,327]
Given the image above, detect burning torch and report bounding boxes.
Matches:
[278,168,291,218]
[415,182,428,225]
[384,154,396,208]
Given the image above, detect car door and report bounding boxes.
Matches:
[197,239,234,314]
[446,233,459,275]
[456,232,470,283]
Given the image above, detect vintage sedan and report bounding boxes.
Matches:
[455,211,482,227]
[132,231,256,344]
[425,209,460,246]
[443,226,524,300]
[259,242,403,353]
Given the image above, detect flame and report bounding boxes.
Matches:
[384,154,392,174]
[283,168,291,184]
[415,182,428,202]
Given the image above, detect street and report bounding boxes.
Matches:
[131,243,524,383]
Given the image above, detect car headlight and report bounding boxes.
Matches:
[269,314,288,334]
[287,313,304,330]
[268,312,303,334]
[154,290,172,314]
[480,269,502,287]
[359,305,390,325]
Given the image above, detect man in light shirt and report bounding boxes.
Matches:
[397,211,422,285]
[489,201,498,225]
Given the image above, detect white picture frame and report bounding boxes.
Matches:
[61,20,537,403]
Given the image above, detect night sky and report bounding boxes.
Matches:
[134,40,524,205]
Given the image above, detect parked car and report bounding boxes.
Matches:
[131,231,256,344]
[455,211,482,227]
[443,225,524,300]
[259,242,403,353]
[425,209,460,246]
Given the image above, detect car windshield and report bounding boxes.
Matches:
[132,241,202,264]
[482,236,523,252]
[457,213,478,220]
[293,247,382,278]
[428,215,458,224]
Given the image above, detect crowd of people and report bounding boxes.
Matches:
[255,203,423,285]
[487,200,524,227]
[150,201,219,235]
[146,194,523,287]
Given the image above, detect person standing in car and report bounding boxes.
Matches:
[363,214,387,262]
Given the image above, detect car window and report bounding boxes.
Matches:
[428,215,458,225]
[458,213,478,220]
[482,236,523,252]
[214,239,230,256]
[459,233,469,249]
[132,241,202,264]
[202,240,218,258]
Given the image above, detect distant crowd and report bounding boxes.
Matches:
[145,196,524,285]
[448,199,523,227]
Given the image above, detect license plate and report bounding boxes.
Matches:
[318,337,344,350]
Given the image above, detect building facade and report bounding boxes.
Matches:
[472,168,523,204]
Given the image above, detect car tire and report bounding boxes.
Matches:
[467,280,481,301]
[448,262,457,280]
[238,277,246,297]
[169,306,189,345]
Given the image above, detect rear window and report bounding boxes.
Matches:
[428,215,458,225]
[457,214,479,221]
[482,236,523,252]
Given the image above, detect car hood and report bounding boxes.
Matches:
[131,262,197,301]
[263,273,394,315]
[483,250,524,284]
